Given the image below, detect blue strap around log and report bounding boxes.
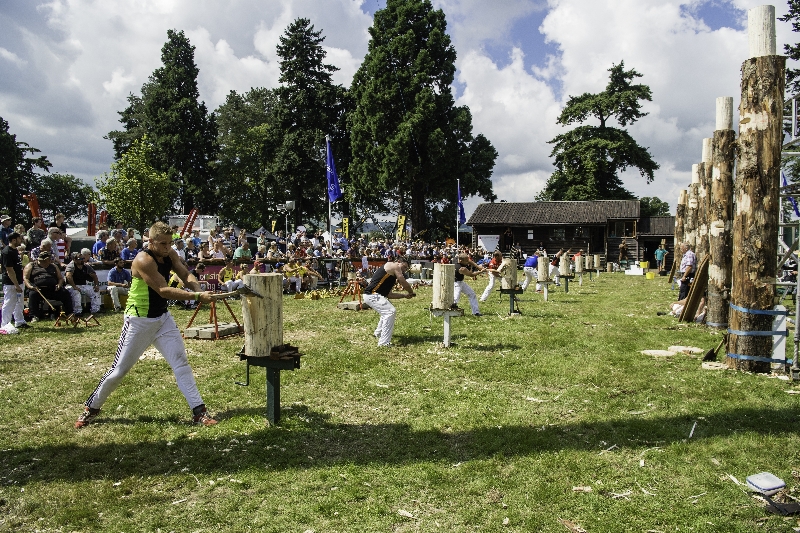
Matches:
[729,303,789,316]
[726,352,794,365]
[728,329,789,337]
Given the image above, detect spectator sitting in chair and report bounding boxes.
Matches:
[47,227,68,265]
[218,259,243,293]
[99,238,121,266]
[92,230,109,259]
[120,238,139,261]
[233,241,252,262]
[107,257,132,312]
[53,213,72,254]
[65,252,101,317]
[23,251,73,322]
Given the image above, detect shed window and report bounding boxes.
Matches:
[527,229,534,239]
[550,228,565,240]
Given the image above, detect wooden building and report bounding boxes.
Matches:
[467,200,675,268]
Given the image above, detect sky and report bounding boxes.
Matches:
[0,0,796,221]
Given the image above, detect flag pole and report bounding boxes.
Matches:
[456,179,460,250]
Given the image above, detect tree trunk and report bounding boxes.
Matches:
[706,128,735,329]
[728,54,785,372]
[242,273,284,357]
[500,259,517,289]
[674,189,687,249]
[695,162,709,263]
[684,181,698,250]
[432,263,454,310]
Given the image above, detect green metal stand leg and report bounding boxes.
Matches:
[267,368,281,424]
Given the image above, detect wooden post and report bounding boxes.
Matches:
[695,138,713,264]
[241,274,284,357]
[538,253,549,282]
[432,263,455,310]
[575,252,583,286]
[728,5,784,372]
[675,189,687,250]
[684,166,700,250]
[499,259,518,289]
[707,97,735,329]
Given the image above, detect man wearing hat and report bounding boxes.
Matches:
[2,232,28,332]
[22,251,74,322]
[0,215,13,247]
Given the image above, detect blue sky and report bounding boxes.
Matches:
[0,0,795,223]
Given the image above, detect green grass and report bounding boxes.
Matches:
[2,273,800,532]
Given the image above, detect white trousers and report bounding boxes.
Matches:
[288,276,302,292]
[222,279,244,293]
[109,286,129,308]
[363,293,396,346]
[85,313,204,411]
[480,274,498,301]
[549,264,560,285]
[521,267,538,291]
[2,284,25,327]
[454,281,480,314]
[68,285,101,314]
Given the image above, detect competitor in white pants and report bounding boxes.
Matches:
[363,257,416,347]
[454,253,486,316]
[75,221,218,429]
[521,252,539,292]
[479,251,503,302]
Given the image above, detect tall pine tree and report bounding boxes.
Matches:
[540,62,659,201]
[107,30,218,215]
[348,0,496,237]
[273,18,347,229]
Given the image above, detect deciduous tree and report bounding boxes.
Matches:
[639,196,671,217]
[95,137,174,233]
[0,116,51,226]
[540,62,659,201]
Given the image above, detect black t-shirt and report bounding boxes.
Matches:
[1,245,22,285]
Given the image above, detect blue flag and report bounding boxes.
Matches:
[457,181,466,225]
[782,170,800,217]
[327,138,343,203]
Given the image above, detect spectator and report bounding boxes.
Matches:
[233,241,252,262]
[2,232,27,332]
[23,251,73,322]
[80,248,99,264]
[107,257,131,312]
[121,238,139,261]
[46,227,67,265]
[92,230,109,259]
[197,241,213,261]
[677,242,696,301]
[218,259,242,292]
[65,253,101,317]
[0,215,12,246]
[184,239,199,261]
[99,238,120,266]
[172,238,186,264]
[53,213,72,254]
[26,217,46,248]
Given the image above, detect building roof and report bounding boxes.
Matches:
[468,200,640,226]
[637,216,676,236]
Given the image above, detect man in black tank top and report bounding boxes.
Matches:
[76,221,219,429]
[363,257,416,347]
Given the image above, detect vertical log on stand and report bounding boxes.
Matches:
[729,5,784,372]
[695,138,713,263]
[707,97,735,329]
[242,274,284,358]
[499,259,517,289]
[432,264,455,310]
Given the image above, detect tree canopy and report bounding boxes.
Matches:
[348,0,496,238]
[0,116,52,226]
[639,196,670,217]
[95,137,174,233]
[540,62,659,201]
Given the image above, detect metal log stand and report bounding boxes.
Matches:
[236,344,302,424]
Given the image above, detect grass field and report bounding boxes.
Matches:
[1,272,799,532]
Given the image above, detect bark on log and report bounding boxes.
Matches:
[432,263,455,310]
[695,162,709,263]
[675,189,687,250]
[499,259,518,289]
[707,128,735,329]
[685,181,699,249]
[559,255,570,277]
[539,254,550,281]
[575,254,583,273]
[728,54,785,372]
[242,273,284,358]
[593,254,601,270]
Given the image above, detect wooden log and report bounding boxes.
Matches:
[685,170,699,249]
[593,254,600,270]
[432,263,455,310]
[559,254,570,277]
[674,189,687,250]
[748,5,776,58]
[584,255,592,271]
[707,99,735,329]
[729,51,785,372]
[538,253,550,281]
[499,258,517,289]
[575,254,583,274]
[241,273,283,358]
[695,161,709,263]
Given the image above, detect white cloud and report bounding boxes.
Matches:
[0,47,27,67]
